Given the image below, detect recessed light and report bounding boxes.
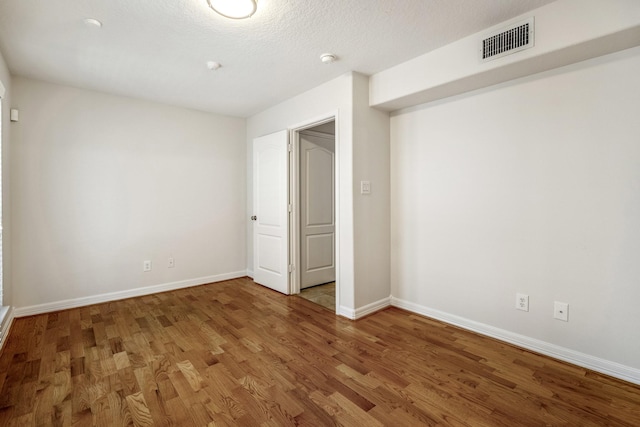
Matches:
[83,18,102,28]
[207,61,222,71]
[320,53,337,64]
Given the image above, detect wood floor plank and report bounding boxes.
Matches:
[1,277,639,426]
[125,391,153,427]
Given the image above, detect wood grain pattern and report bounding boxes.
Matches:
[1,277,639,426]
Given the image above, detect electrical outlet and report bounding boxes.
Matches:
[361,181,371,195]
[143,260,152,272]
[554,301,569,321]
[516,293,529,311]
[168,257,175,268]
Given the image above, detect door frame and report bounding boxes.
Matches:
[289,112,339,313]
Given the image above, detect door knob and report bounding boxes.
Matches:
[251,215,257,221]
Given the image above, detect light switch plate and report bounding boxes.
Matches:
[361,181,371,195]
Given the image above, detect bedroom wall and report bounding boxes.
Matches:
[247,72,391,316]
[352,73,390,310]
[246,73,356,312]
[11,77,247,311]
[0,48,12,317]
[390,47,640,374]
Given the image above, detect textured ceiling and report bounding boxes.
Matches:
[0,0,556,117]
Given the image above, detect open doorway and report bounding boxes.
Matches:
[291,119,336,311]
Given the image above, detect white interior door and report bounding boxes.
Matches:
[253,130,290,294]
[300,132,335,289]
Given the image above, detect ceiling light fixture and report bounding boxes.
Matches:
[83,18,102,28]
[207,0,257,19]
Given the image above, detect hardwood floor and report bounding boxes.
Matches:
[1,277,639,426]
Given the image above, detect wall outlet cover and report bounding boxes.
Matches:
[516,293,529,312]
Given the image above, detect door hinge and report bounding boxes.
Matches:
[288,264,294,273]
[288,143,292,152]
[288,204,292,213]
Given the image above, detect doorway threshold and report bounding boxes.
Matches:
[298,282,335,311]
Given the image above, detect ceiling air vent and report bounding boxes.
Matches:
[481,17,534,62]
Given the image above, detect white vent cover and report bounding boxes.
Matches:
[481,17,534,62]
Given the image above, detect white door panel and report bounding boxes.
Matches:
[306,233,334,270]
[256,235,283,273]
[306,149,334,226]
[300,134,335,289]
[253,131,289,294]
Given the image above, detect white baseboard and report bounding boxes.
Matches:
[391,296,640,386]
[13,271,247,318]
[0,306,16,353]
[246,269,254,279]
[340,296,391,320]
[338,305,355,319]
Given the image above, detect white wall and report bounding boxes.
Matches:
[247,73,356,311]
[352,74,390,308]
[391,47,640,372]
[246,72,392,316]
[11,77,247,310]
[0,48,11,311]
